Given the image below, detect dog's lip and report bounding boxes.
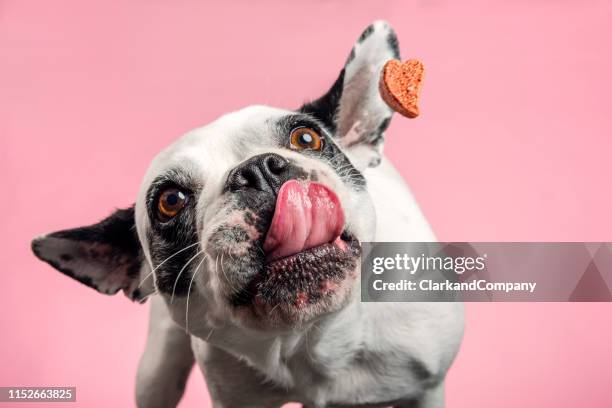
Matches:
[264,228,351,266]
[229,229,359,309]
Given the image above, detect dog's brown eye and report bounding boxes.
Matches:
[157,188,188,220]
[290,127,322,151]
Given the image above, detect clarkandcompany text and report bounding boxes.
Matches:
[372,279,537,293]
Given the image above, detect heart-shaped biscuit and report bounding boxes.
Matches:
[379,59,424,118]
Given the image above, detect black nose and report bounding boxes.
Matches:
[225,153,290,194]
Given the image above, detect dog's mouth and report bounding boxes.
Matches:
[229,181,361,321]
[262,180,346,262]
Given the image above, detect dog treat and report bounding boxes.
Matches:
[379,59,424,118]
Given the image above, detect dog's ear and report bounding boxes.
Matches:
[31,207,153,302]
[300,20,400,168]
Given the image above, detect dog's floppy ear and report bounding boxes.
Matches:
[300,20,400,168]
[31,207,153,302]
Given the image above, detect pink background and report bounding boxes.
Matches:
[2,1,612,407]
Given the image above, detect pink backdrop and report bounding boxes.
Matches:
[2,1,612,407]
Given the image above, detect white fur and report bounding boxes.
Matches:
[133,20,464,408]
[34,20,464,408]
[133,106,463,408]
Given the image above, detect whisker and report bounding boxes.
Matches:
[138,242,200,288]
[267,303,281,317]
[335,163,354,172]
[136,289,159,303]
[219,253,231,285]
[137,269,156,289]
[185,255,206,333]
[219,252,240,294]
[205,327,215,341]
[171,249,204,304]
[214,254,220,284]
[255,244,266,258]
[304,328,316,363]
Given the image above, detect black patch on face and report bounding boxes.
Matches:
[232,190,276,234]
[222,190,279,278]
[207,200,272,298]
[208,169,302,301]
[357,24,375,43]
[219,150,314,282]
[146,172,201,296]
[276,114,366,189]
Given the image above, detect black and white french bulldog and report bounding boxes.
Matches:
[32,21,463,408]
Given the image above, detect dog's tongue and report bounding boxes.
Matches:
[263,180,344,262]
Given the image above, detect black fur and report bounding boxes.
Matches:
[301,22,402,169]
[377,116,392,135]
[207,194,274,297]
[387,30,400,59]
[218,153,311,289]
[279,114,366,188]
[409,358,434,382]
[346,47,356,64]
[224,153,309,195]
[299,69,345,135]
[357,24,375,43]
[49,207,140,260]
[146,174,201,296]
[31,207,142,294]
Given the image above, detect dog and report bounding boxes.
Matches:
[32,21,464,408]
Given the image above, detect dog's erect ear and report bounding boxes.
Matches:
[31,207,153,302]
[300,20,400,168]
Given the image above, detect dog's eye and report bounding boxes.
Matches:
[157,188,188,221]
[290,127,322,151]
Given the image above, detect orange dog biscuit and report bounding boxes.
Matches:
[379,59,424,118]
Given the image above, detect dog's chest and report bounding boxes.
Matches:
[264,338,429,407]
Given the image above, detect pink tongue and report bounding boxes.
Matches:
[263,180,345,262]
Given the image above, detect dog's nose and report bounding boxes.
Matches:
[226,153,290,194]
